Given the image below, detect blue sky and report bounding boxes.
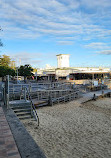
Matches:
[0,0,111,68]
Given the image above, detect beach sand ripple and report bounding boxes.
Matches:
[22,98,111,158]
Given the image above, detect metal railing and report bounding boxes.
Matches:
[23,87,39,126]
[49,90,80,106]
[9,81,73,93]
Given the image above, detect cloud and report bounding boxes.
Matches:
[6,52,42,66]
[85,42,111,50]
[1,0,111,43]
[5,51,57,67]
[97,50,111,55]
[58,41,74,45]
[81,0,111,9]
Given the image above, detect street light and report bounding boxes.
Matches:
[16,67,18,84]
[35,68,37,80]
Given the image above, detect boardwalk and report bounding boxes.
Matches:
[78,89,111,104]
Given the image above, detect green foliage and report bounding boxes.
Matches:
[18,64,34,78]
[0,28,16,77]
[0,55,11,67]
[0,55,15,77]
[10,60,16,69]
[0,66,15,77]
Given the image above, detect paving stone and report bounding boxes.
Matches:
[0,107,21,158]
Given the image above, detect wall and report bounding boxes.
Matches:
[57,54,69,68]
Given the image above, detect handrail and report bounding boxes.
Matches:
[23,87,39,126]
[50,90,80,106]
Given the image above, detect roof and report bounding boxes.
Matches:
[56,54,70,56]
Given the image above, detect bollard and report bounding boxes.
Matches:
[93,94,96,101]
[48,95,52,106]
[102,90,104,98]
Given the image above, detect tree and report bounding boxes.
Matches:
[18,64,34,79]
[0,66,15,77]
[0,29,16,78]
[0,55,11,67]
[0,55,15,77]
[10,60,16,70]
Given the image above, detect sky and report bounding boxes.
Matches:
[0,0,111,68]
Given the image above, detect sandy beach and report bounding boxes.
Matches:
[22,98,111,158]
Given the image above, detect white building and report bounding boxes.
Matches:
[35,54,111,81]
[56,54,70,68]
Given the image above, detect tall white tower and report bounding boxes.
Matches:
[56,54,70,68]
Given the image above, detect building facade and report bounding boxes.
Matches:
[56,54,70,68]
[34,54,111,81]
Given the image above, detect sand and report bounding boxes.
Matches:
[22,98,111,158]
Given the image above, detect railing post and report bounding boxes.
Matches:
[3,87,6,105]
[48,92,52,106]
[41,92,42,100]
[38,92,39,100]
[74,92,75,99]
[13,84,14,95]
[24,87,26,101]
[29,84,31,93]
[31,103,33,117]
[6,94,9,109]
[5,75,10,109]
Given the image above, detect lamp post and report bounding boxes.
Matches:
[16,67,18,84]
[15,58,20,84]
[35,69,37,80]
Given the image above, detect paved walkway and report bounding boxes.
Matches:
[78,89,111,104]
[0,107,21,158]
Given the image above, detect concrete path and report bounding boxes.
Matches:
[78,89,111,104]
[3,104,46,158]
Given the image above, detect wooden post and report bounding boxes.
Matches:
[74,92,75,99]
[102,90,104,98]
[92,73,94,80]
[64,96,65,103]
[48,92,52,106]
[93,94,96,100]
